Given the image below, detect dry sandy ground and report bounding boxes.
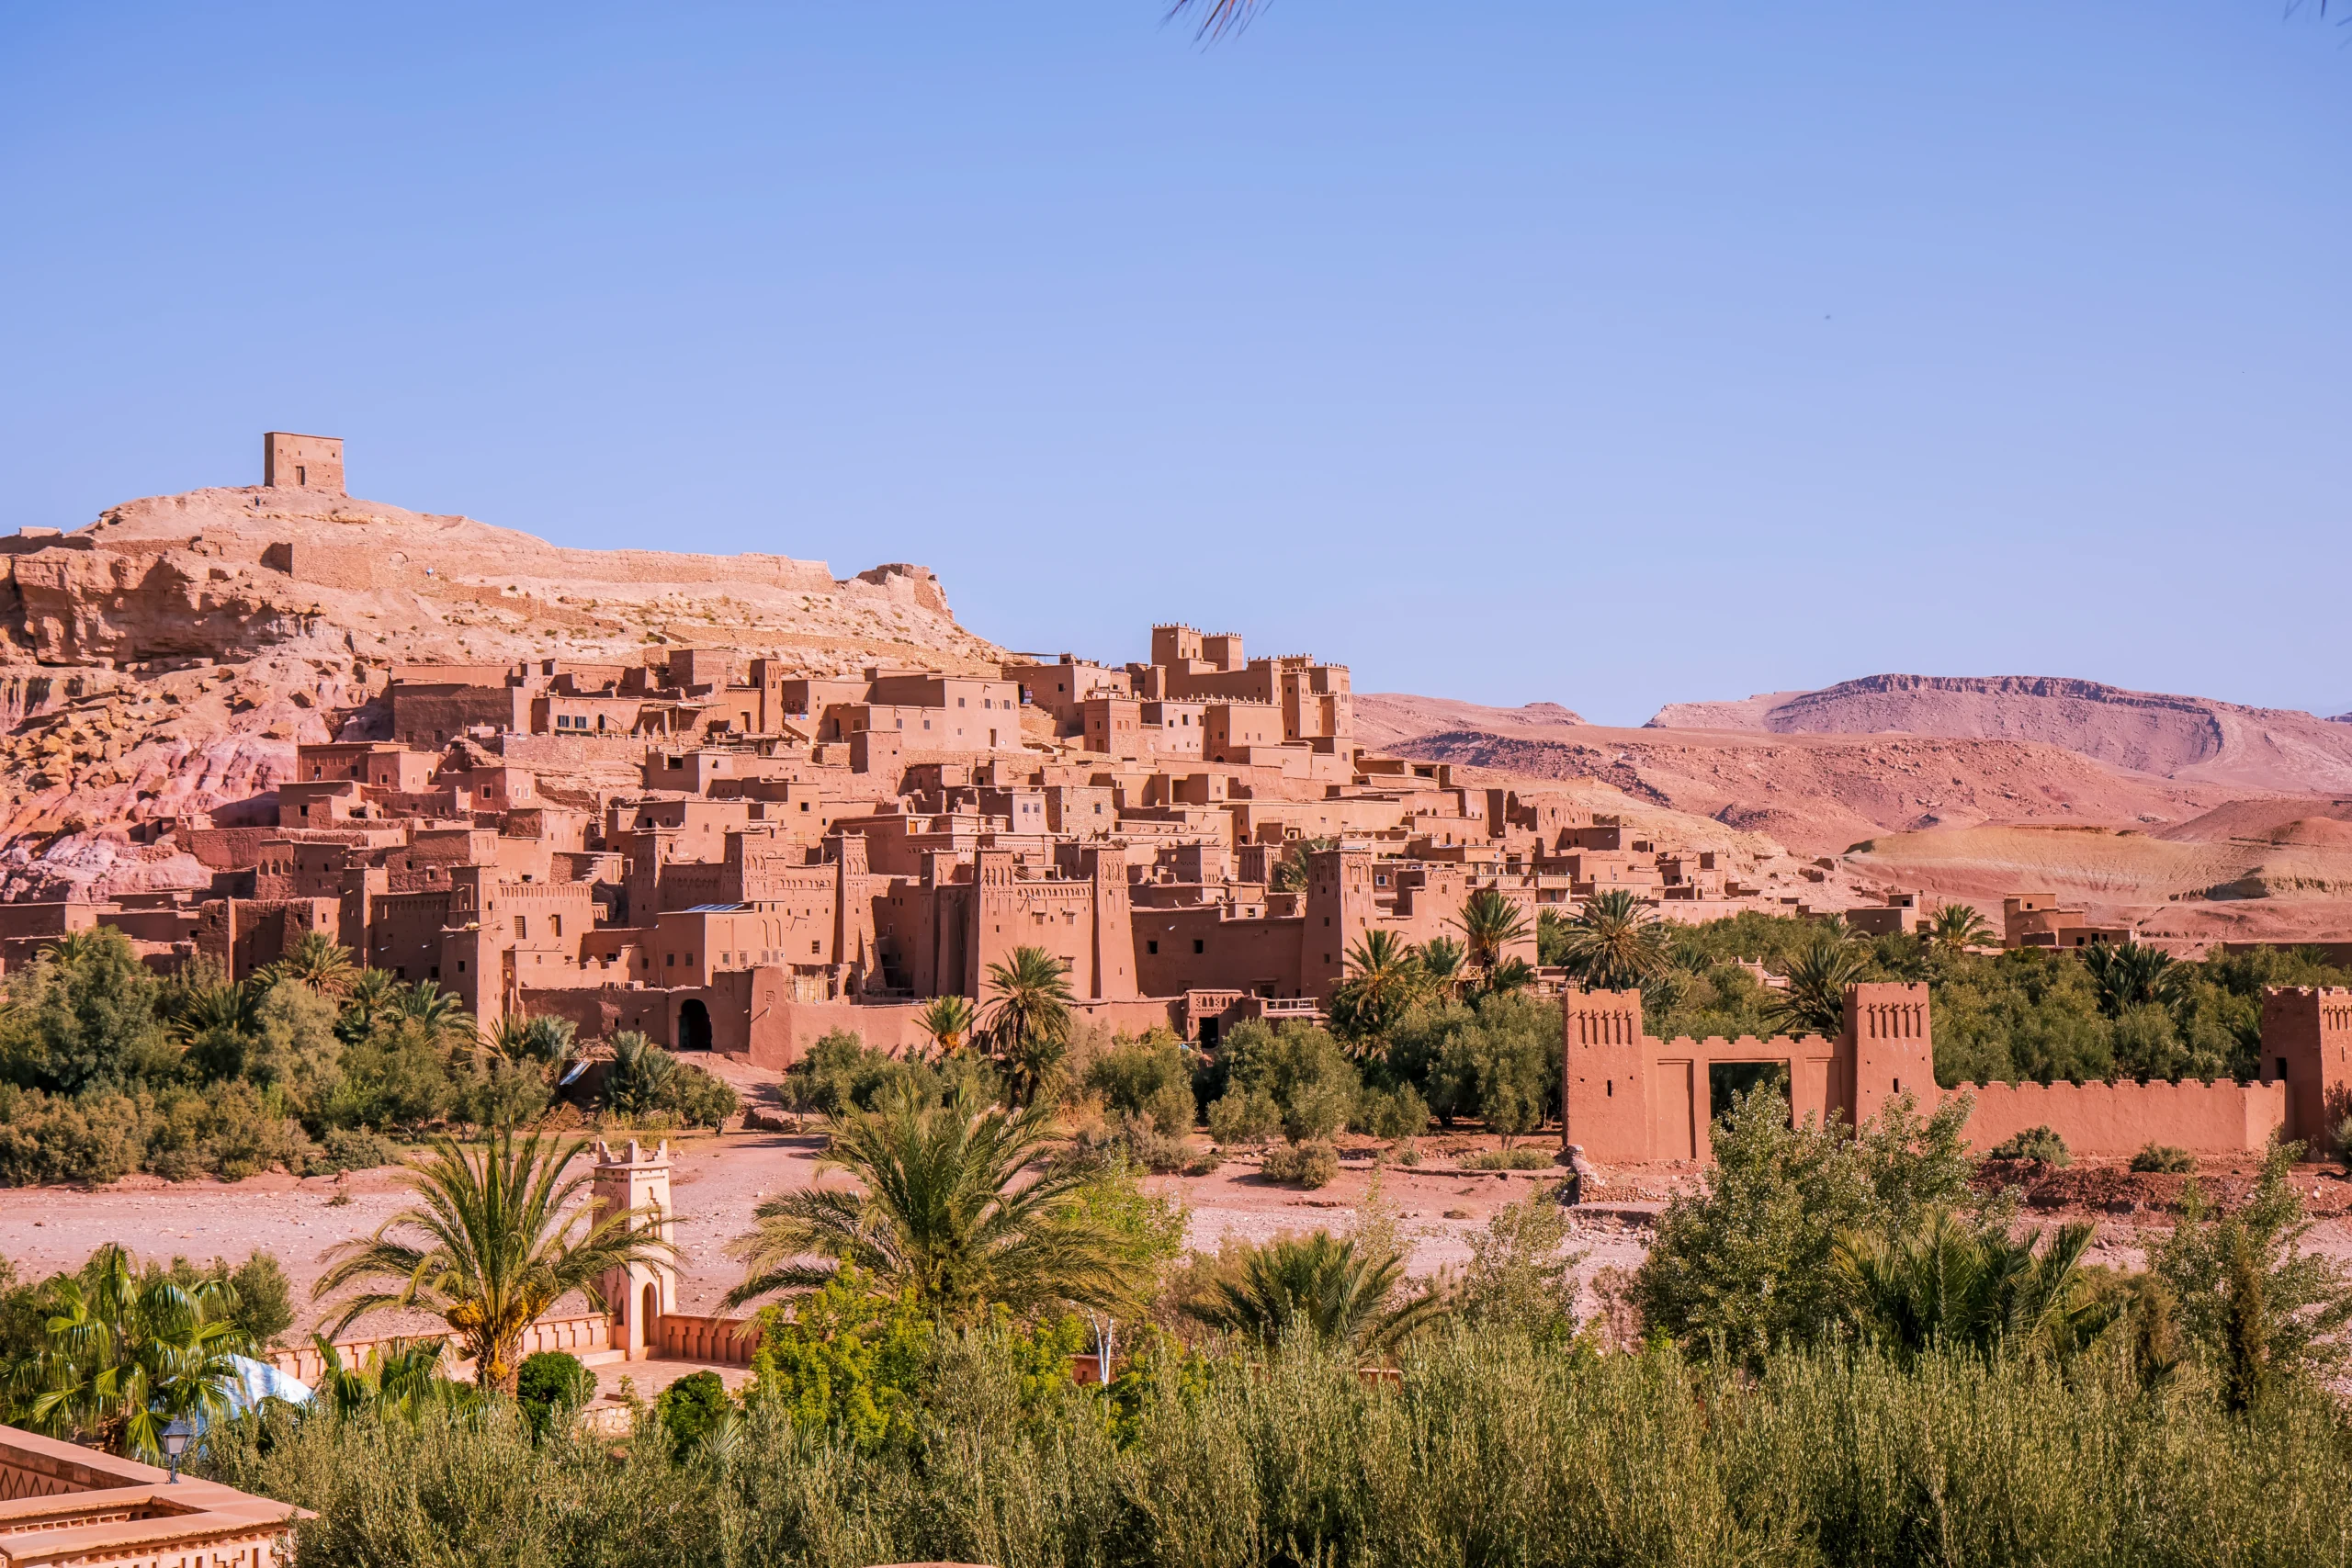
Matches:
[0,1136,1614,1333]
[13,1136,2352,1355]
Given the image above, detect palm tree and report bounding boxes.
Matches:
[308,1333,468,1421]
[395,980,477,1053]
[38,930,108,967]
[1768,933,1873,1037]
[12,1245,252,1461]
[518,1014,580,1073]
[1268,837,1335,895]
[914,994,978,1058]
[1928,903,1995,953]
[982,946,1075,1105]
[2082,942,2182,1018]
[722,1081,1136,1323]
[313,1127,674,1394]
[1192,1232,1446,1354]
[167,973,259,1043]
[481,1011,581,1076]
[265,931,357,996]
[338,966,401,1041]
[1453,888,1532,978]
[1168,0,1258,39]
[1415,936,1467,998]
[1329,930,1426,1048]
[603,1031,677,1118]
[1832,1208,2108,1362]
[1476,956,1539,1000]
[1553,889,1672,991]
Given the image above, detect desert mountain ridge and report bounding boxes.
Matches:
[1358,675,2352,944]
[1643,673,2352,795]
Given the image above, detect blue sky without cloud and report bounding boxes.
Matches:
[1,1,2346,724]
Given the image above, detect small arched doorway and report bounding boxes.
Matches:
[677,998,712,1053]
[641,1281,661,1356]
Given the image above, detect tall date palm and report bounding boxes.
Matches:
[313,1127,673,1393]
[1453,888,1532,980]
[982,945,1075,1105]
[723,1081,1136,1323]
[1555,889,1671,991]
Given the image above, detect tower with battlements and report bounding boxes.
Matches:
[594,1138,677,1360]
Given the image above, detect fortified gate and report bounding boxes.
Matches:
[1563,983,2352,1164]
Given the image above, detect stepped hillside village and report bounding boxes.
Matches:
[5,439,2352,1564]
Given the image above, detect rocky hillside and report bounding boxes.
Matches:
[1646,674,2352,795]
[0,484,1001,897]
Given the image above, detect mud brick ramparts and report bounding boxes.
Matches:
[1563,983,2352,1162]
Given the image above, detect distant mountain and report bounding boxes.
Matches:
[1643,674,2352,795]
[1353,693,1585,754]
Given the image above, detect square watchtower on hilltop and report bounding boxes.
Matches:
[263,431,345,492]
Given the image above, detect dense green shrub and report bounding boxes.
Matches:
[750,1271,937,1450]
[173,1250,296,1348]
[1990,1125,2072,1166]
[1208,1021,1359,1141]
[203,1329,2352,1568]
[1351,1082,1430,1141]
[1205,1086,1281,1146]
[1098,1111,1195,1174]
[2153,1143,2352,1401]
[2132,1143,2197,1174]
[1455,1194,1582,1343]
[1637,1088,1977,1362]
[1461,1146,1554,1170]
[783,1029,921,1117]
[319,1125,399,1171]
[328,1020,455,1131]
[514,1351,594,1437]
[0,1083,147,1185]
[458,1058,553,1131]
[662,1059,740,1129]
[1261,1138,1340,1188]
[1383,994,1560,1135]
[1084,1033,1197,1134]
[0,931,179,1094]
[653,1370,730,1459]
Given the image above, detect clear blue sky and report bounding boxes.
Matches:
[3,2,2346,725]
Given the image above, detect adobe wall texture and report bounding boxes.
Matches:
[263,431,345,492]
[1954,1077,2286,1157]
[1566,981,2352,1163]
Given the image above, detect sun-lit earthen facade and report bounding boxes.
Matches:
[1565,981,2352,1162]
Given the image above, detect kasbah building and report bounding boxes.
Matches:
[6,433,2348,1171]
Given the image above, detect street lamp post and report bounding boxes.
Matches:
[160,1417,194,1483]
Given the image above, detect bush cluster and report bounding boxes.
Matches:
[205,1325,2352,1568]
[0,1247,294,1370]
[1260,1137,1340,1188]
[0,931,738,1185]
[1989,1125,2072,1166]
[782,1029,1001,1120]
[1644,913,2352,1089]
